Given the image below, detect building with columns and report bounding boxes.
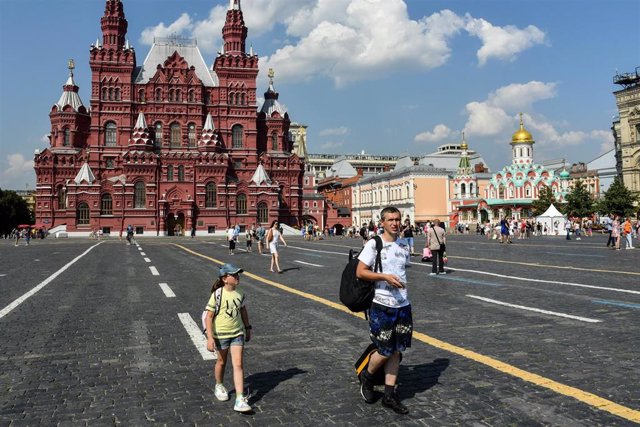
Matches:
[33,0,304,236]
[612,67,640,202]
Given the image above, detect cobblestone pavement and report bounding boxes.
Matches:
[1,233,638,426]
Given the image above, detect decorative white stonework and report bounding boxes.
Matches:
[74,162,96,184]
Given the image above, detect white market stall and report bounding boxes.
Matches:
[536,204,567,235]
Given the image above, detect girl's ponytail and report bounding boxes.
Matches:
[210,277,224,294]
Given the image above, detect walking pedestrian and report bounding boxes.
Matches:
[623,217,634,249]
[611,216,621,250]
[356,206,411,414]
[204,263,253,413]
[266,220,287,273]
[255,224,266,254]
[565,220,572,240]
[401,218,415,255]
[426,219,447,275]
[227,225,236,255]
[603,214,614,247]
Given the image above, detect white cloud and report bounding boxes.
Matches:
[320,141,344,150]
[414,124,453,143]
[488,81,557,111]
[4,153,34,177]
[464,101,514,137]
[140,13,194,46]
[465,17,546,66]
[319,126,348,137]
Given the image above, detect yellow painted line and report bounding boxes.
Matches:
[173,243,640,423]
[449,255,640,276]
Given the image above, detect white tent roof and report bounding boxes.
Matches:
[538,203,564,218]
[74,162,96,185]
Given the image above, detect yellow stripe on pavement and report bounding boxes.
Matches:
[173,243,640,423]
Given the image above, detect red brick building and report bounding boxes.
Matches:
[34,0,304,236]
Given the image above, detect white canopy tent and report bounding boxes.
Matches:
[536,204,567,235]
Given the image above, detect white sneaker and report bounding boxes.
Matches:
[214,383,229,401]
[429,272,437,276]
[234,396,252,413]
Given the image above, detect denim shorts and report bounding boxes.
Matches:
[368,303,413,357]
[214,334,244,350]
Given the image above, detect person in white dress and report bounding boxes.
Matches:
[266,220,287,272]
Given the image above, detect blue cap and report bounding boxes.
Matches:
[218,263,243,277]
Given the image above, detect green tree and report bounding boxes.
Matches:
[0,188,33,235]
[564,179,594,218]
[597,176,638,217]
[531,185,556,216]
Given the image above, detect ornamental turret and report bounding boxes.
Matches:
[49,60,90,149]
[511,113,534,165]
[222,0,247,54]
[258,69,291,152]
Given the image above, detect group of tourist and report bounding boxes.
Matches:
[601,214,638,250]
[226,221,287,272]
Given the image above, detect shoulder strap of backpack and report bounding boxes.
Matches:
[372,235,383,273]
[214,287,223,316]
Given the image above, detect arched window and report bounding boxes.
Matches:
[167,165,174,181]
[105,122,117,146]
[155,122,163,146]
[232,124,243,148]
[168,89,175,102]
[205,182,217,208]
[240,93,246,105]
[229,93,235,105]
[178,165,184,181]
[236,193,247,215]
[170,123,181,148]
[57,186,66,209]
[155,88,162,101]
[134,181,146,208]
[63,128,71,146]
[102,87,107,100]
[138,89,145,102]
[101,193,112,215]
[188,123,196,147]
[188,90,195,103]
[115,88,120,101]
[461,183,466,197]
[525,186,531,197]
[77,202,90,225]
[470,183,474,196]
[498,185,505,199]
[257,202,268,223]
[271,132,278,150]
[176,89,181,102]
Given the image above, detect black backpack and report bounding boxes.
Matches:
[339,235,383,312]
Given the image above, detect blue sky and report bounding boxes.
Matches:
[1,0,639,190]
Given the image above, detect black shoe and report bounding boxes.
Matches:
[359,371,376,404]
[382,393,409,414]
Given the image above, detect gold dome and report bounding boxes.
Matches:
[460,131,468,150]
[511,113,534,145]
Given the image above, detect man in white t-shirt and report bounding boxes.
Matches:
[356,206,411,415]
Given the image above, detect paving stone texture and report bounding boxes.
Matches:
[0,233,638,426]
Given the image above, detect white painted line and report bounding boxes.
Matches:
[466,295,602,323]
[178,313,216,360]
[294,260,324,267]
[140,252,146,256]
[158,283,176,298]
[137,247,142,251]
[144,257,151,263]
[0,242,104,319]
[0,274,6,277]
[149,266,160,276]
[287,245,345,256]
[411,263,640,296]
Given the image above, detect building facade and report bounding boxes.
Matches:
[612,67,640,199]
[457,115,570,223]
[33,0,304,236]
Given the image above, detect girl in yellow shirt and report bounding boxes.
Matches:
[204,263,252,413]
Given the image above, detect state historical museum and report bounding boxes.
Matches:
[34,0,304,236]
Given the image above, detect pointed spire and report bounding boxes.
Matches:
[249,45,254,56]
[134,112,147,129]
[251,163,272,186]
[101,0,128,49]
[222,0,247,54]
[129,112,152,149]
[229,0,241,10]
[199,113,219,149]
[203,113,215,132]
[74,162,96,185]
[125,39,131,50]
[56,59,85,111]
